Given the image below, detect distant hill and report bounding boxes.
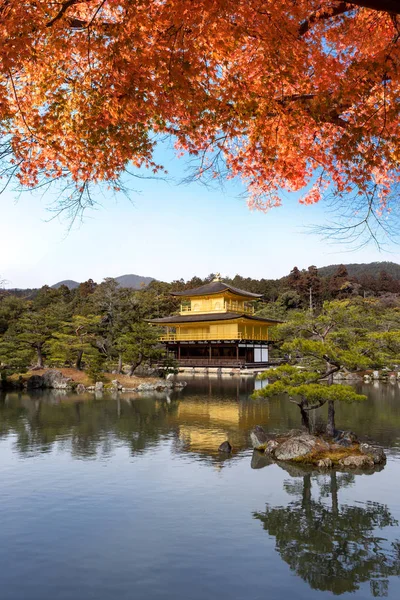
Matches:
[317,261,400,280]
[51,274,154,290]
[52,280,80,290]
[114,274,154,289]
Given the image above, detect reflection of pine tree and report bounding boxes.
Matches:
[254,472,400,596]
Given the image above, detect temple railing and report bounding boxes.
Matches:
[179,301,255,315]
[159,332,270,342]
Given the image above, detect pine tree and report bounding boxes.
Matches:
[253,300,398,435]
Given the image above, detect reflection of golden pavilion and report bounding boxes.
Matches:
[150,275,281,367]
[172,397,270,456]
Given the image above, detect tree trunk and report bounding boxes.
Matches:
[36,345,44,369]
[325,360,336,436]
[326,400,336,437]
[75,350,83,371]
[117,353,123,375]
[299,404,311,433]
[129,354,143,377]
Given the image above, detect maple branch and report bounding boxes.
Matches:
[347,0,400,14]
[299,0,400,37]
[46,0,82,27]
[299,3,352,36]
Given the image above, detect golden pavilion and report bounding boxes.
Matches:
[150,275,282,367]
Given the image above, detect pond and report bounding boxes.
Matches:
[1,377,400,600]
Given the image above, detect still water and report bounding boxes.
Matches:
[1,377,400,600]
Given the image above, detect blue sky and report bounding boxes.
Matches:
[1,144,399,289]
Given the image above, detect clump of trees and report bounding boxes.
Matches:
[0,278,179,379]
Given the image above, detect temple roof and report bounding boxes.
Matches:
[171,280,262,298]
[149,312,282,324]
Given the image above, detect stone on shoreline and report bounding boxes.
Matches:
[274,435,316,461]
[111,379,122,391]
[360,443,387,464]
[250,425,269,450]
[339,455,374,468]
[26,369,72,390]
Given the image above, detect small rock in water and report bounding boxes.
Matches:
[250,425,268,450]
[76,383,86,394]
[317,458,333,468]
[95,381,104,392]
[218,441,232,453]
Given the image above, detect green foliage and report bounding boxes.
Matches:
[253,300,392,432]
[48,315,101,369]
[116,322,162,375]
[86,353,107,383]
[255,366,366,410]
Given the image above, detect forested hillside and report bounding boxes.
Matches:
[317,262,400,280]
[2,263,400,377]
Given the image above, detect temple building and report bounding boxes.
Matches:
[149,275,282,368]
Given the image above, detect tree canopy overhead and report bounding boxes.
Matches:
[1,1,400,220]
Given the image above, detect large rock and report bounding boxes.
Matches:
[42,369,63,388]
[27,369,72,390]
[360,443,387,464]
[250,425,268,450]
[265,439,280,455]
[26,375,44,389]
[339,455,374,469]
[274,434,316,461]
[95,381,104,392]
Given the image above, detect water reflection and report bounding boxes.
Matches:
[1,379,400,600]
[0,391,180,459]
[254,462,400,596]
[1,376,400,465]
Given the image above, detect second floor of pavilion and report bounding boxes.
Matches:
[171,275,262,316]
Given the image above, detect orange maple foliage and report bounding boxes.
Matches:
[0,1,399,215]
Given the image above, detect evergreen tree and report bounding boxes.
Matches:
[253,300,398,435]
[0,305,61,368]
[48,315,101,370]
[115,323,162,376]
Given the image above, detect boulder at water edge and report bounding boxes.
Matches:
[250,425,269,450]
[360,443,387,464]
[274,435,317,461]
